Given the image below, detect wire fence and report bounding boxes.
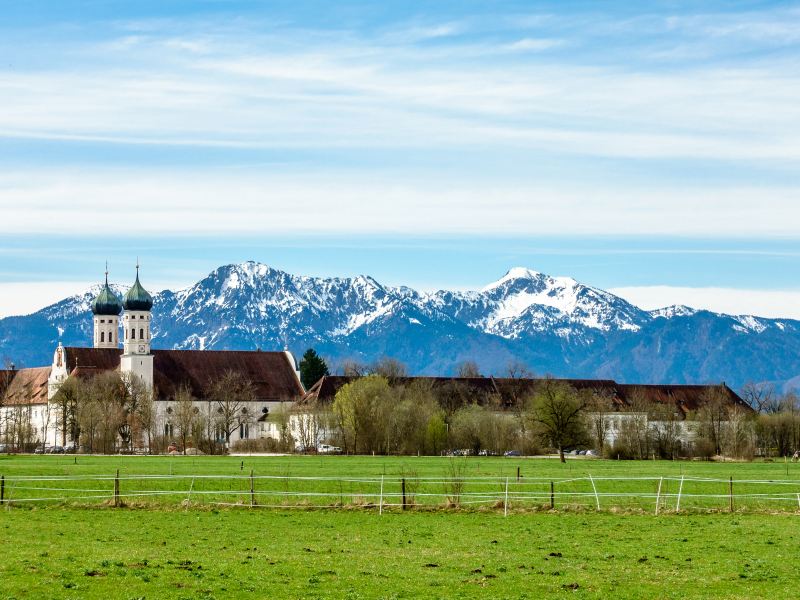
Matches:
[2,472,800,514]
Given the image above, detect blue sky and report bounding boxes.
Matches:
[1,1,799,317]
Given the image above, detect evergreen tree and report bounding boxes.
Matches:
[299,348,330,389]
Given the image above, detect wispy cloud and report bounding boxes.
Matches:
[1,169,799,236]
[611,286,800,320]
[0,4,799,235]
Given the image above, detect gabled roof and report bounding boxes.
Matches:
[151,349,303,402]
[616,383,750,415]
[299,375,503,407]
[61,347,303,402]
[65,347,122,372]
[1,367,50,406]
[299,374,745,415]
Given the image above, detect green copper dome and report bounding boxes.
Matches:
[123,268,153,311]
[91,277,122,316]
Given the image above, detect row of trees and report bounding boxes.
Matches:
[316,375,592,461]
[41,370,259,454]
[305,374,799,460]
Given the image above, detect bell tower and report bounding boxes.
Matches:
[120,261,154,390]
[91,264,122,349]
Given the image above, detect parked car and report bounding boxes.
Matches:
[317,444,342,454]
[34,446,47,454]
[504,450,521,457]
[586,449,599,457]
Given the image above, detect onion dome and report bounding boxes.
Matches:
[91,272,122,316]
[123,266,153,311]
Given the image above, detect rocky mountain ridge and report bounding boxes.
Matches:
[1,261,798,391]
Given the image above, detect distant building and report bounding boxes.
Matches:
[298,375,750,450]
[0,266,304,451]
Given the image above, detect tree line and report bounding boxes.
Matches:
[10,369,263,454]
[297,371,800,461]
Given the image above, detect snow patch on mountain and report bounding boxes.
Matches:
[733,315,768,334]
[650,305,698,319]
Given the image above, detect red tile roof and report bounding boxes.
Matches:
[1,367,50,406]
[299,375,747,415]
[60,347,303,402]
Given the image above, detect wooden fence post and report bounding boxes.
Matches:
[516,466,520,482]
[114,469,120,507]
[504,477,509,517]
[550,481,555,509]
[402,478,407,511]
[250,469,256,507]
[1,475,4,505]
[729,476,734,513]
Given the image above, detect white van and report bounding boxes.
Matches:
[317,444,342,454]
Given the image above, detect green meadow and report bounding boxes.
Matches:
[2,454,800,512]
[1,508,799,599]
[2,456,800,598]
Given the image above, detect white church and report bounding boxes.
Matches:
[0,267,305,452]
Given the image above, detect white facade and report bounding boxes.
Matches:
[93,314,119,349]
[122,310,151,356]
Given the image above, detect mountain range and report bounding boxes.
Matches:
[1,261,798,392]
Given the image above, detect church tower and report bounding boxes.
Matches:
[91,265,122,349]
[120,263,154,389]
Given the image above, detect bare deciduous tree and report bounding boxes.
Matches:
[456,361,482,378]
[207,370,256,447]
[370,357,408,382]
[742,382,780,414]
[585,391,614,455]
[174,385,196,454]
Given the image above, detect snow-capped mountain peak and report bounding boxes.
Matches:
[3,262,798,391]
[481,267,544,292]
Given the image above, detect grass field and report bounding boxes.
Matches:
[2,508,799,598]
[2,454,800,512]
[2,456,800,598]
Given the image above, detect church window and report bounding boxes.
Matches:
[131,329,136,340]
[100,332,105,343]
[140,328,144,340]
[240,423,250,439]
[164,423,174,437]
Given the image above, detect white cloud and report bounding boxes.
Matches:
[0,19,799,161]
[0,10,799,240]
[504,38,563,51]
[0,282,90,318]
[1,169,800,236]
[610,286,800,320]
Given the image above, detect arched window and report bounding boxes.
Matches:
[131,328,136,340]
[100,331,105,343]
[124,329,127,340]
[140,328,144,340]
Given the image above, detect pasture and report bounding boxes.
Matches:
[2,456,800,598]
[2,454,800,512]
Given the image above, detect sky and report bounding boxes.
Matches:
[1,1,799,318]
